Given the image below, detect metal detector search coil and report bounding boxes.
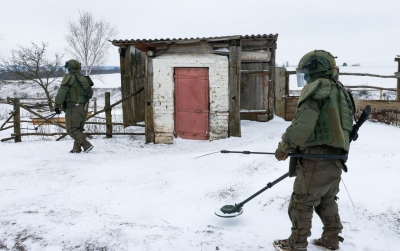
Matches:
[214,205,243,218]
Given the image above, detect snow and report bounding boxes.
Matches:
[0,71,399,250]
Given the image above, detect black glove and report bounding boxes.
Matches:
[55,107,62,114]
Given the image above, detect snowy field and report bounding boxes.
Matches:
[0,69,399,250]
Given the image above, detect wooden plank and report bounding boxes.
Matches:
[32,112,92,125]
[120,46,134,126]
[136,49,146,122]
[32,117,65,125]
[285,96,299,121]
[145,56,155,143]
[268,48,277,120]
[274,67,287,119]
[240,62,270,112]
[228,41,241,137]
[13,99,21,143]
[354,100,400,109]
[105,92,112,138]
[241,51,271,62]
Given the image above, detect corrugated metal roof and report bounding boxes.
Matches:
[111,34,278,45]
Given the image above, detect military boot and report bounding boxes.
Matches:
[273,239,307,251]
[69,140,82,153]
[312,235,344,250]
[82,140,94,153]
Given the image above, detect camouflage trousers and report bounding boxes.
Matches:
[287,146,344,249]
[65,103,91,149]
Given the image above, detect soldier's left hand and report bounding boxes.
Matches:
[275,148,288,161]
[55,107,62,114]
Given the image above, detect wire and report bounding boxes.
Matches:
[341,178,356,212]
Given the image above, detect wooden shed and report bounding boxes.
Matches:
[111,34,278,144]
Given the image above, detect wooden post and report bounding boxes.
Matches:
[120,46,135,126]
[269,47,277,120]
[13,98,21,143]
[395,57,400,101]
[228,40,241,137]
[274,67,287,119]
[145,55,155,143]
[105,92,112,138]
[93,97,97,114]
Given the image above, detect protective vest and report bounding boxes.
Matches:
[297,78,354,151]
[55,71,93,107]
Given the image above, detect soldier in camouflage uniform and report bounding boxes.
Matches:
[54,59,94,153]
[273,50,355,251]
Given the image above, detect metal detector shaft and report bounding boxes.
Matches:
[221,150,348,161]
[237,172,289,208]
[34,113,57,130]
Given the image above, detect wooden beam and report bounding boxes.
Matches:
[145,56,155,143]
[105,92,112,138]
[268,48,277,120]
[396,57,400,101]
[13,99,21,143]
[228,41,241,137]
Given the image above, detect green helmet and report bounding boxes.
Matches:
[65,59,81,70]
[296,50,338,86]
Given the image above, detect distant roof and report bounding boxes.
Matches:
[111,34,278,46]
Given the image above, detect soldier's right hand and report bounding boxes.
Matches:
[55,107,62,114]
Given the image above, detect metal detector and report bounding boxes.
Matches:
[214,105,371,218]
[214,172,289,218]
[33,112,58,131]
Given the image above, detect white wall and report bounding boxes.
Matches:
[153,53,229,144]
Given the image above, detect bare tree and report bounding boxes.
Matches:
[1,42,63,111]
[65,11,118,76]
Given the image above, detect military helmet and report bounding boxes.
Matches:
[296,50,338,87]
[65,59,81,70]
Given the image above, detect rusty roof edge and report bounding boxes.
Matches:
[111,34,278,46]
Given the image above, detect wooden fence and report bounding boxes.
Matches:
[1,88,145,143]
[282,71,400,126]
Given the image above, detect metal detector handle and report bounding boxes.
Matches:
[34,112,58,130]
[221,150,274,155]
[237,172,289,208]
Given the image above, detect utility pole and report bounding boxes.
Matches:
[395,56,400,101]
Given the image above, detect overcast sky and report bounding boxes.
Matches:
[1,0,399,69]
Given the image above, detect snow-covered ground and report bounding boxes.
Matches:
[0,70,399,251]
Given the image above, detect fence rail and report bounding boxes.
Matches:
[1,88,145,143]
[284,70,400,127]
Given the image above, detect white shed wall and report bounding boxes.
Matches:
[153,53,229,144]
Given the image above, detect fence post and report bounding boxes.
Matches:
[105,92,112,138]
[93,97,97,114]
[395,56,400,101]
[13,98,21,143]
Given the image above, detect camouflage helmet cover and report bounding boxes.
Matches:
[296,50,337,76]
[296,50,338,87]
[65,59,81,70]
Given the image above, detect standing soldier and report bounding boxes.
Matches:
[273,50,355,251]
[54,59,94,153]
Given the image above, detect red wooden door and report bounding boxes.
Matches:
[174,68,209,140]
